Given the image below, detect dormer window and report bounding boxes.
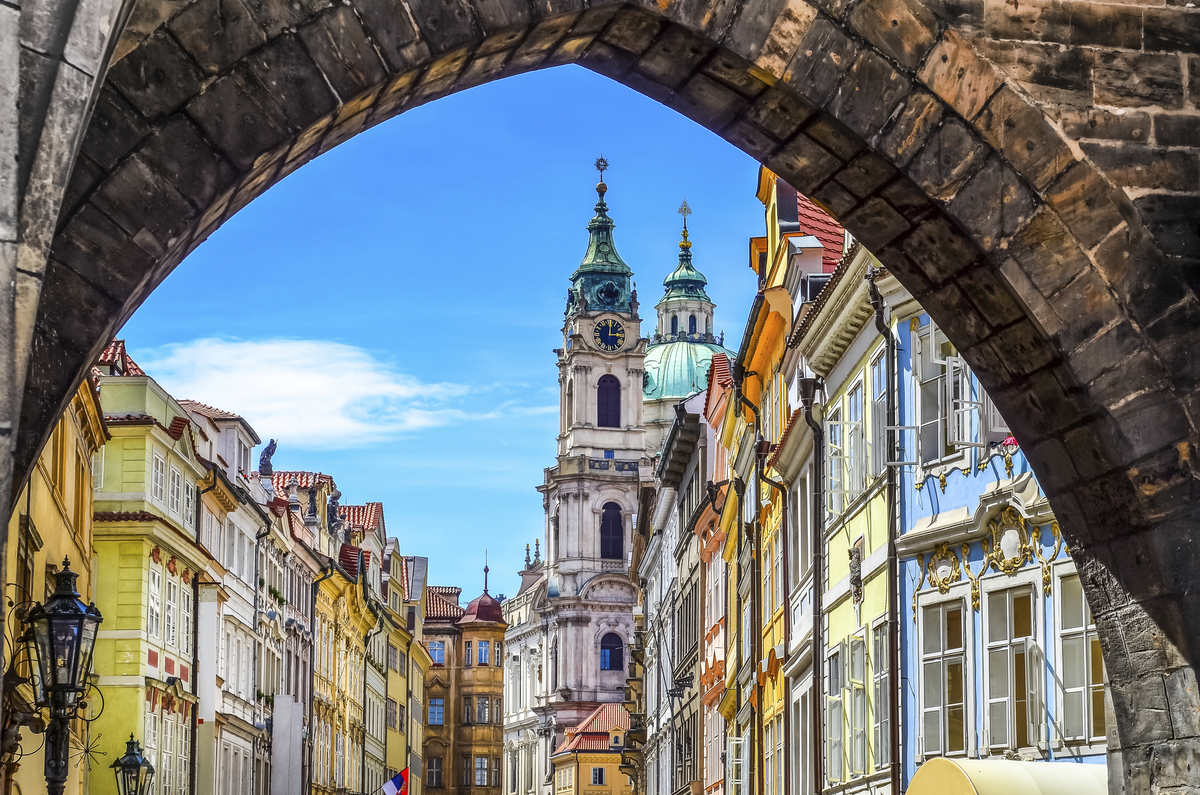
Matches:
[237,439,251,475]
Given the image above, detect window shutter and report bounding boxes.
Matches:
[946,356,984,449]
[1026,637,1047,749]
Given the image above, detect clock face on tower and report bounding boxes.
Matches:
[593,319,626,352]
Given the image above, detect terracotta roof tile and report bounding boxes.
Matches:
[426,590,465,620]
[767,408,804,470]
[796,193,845,272]
[339,544,371,578]
[177,400,242,421]
[554,704,631,754]
[94,510,159,522]
[709,353,732,389]
[787,241,863,349]
[272,471,334,493]
[166,416,190,440]
[340,503,383,532]
[97,339,145,376]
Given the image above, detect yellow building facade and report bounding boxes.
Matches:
[91,355,213,795]
[1,381,107,795]
[551,704,632,795]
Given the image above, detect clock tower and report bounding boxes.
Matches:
[533,164,643,744]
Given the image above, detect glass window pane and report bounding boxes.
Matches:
[946,605,963,651]
[947,659,964,706]
[1014,592,1032,639]
[988,592,1008,643]
[989,649,1009,697]
[1064,691,1085,739]
[923,608,941,655]
[1089,637,1105,686]
[923,711,941,755]
[1091,688,1107,739]
[1062,576,1084,630]
[923,662,942,708]
[989,701,1008,747]
[851,640,865,682]
[947,704,965,753]
[1063,637,1085,689]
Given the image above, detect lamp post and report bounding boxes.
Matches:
[110,734,155,795]
[23,558,103,795]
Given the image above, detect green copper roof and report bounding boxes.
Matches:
[571,182,631,280]
[567,182,635,316]
[643,339,735,401]
[660,228,711,304]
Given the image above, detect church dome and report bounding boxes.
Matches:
[458,591,504,625]
[643,339,735,402]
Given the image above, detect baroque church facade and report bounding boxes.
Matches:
[501,170,733,795]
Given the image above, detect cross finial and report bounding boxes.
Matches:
[595,156,609,180]
[678,199,692,230]
[484,550,489,594]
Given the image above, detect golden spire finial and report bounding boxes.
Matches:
[678,199,693,250]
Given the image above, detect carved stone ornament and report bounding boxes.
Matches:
[1032,522,1063,595]
[151,545,161,563]
[167,556,177,575]
[926,543,962,594]
[963,540,988,611]
[987,507,1034,575]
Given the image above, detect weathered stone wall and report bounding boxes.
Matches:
[4,0,1200,790]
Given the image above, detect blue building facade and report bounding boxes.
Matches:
[891,310,1108,788]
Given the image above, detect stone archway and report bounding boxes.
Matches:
[8,0,1200,789]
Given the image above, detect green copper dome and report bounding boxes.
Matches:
[659,229,711,304]
[643,340,735,401]
[567,181,635,316]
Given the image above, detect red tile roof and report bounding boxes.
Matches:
[709,353,732,389]
[94,510,159,522]
[340,503,383,532]
[554,704,631,754]
[797,192,845,272]
[767,408,804,470]
[426,589,465,620]
[272,471,334,493]
[166,416,190,441]
[339,544,371,578]
[178,400,242,421]
[97,339,145,376]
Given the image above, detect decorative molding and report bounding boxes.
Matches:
[1032,522,1063,596]
[963,540,987,611]
[926,543,961,594]
[986,507,1034,575]
[913,553,925,625]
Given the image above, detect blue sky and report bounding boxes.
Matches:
[123,64,764,598]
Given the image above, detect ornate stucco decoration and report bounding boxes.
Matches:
[1032,522,1063,595]
[986,507,1034,575]
[926,543,961,594]
[963,540,988,611]
[913,553,926,625]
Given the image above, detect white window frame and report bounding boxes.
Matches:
[181,587,193,656]
[826,643,845,783]
[870,353,888,477]
[152,452,166,504]
[920,598,968,759]
[1057,569,1106,746]
[848,633,867,776]
[148,564,162,638]
[169,466,182,515]
[184,481,195,521]
[984,583,1043,752]
[164,577,178,648]
[727,735,743,795]
[871,618,890,768]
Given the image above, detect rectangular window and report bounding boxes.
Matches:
[463,756,471,788]
[741,601,752,661]
[491,757,500,788]
[161,718,175,795]
[181,588,193,656]
[922,600,966,756]
[871,353,887,477]
[177,722,190,795]
[476,696,489,725]
[463,696,473,725]
[727,736,743,795]
[184,481,195,522]
[428,757,443,788]
[478,640,490,666]
[849,636,867,775]
[145,710,158,779]
[765,721,774,795]
[475,757,488,787]
[148,565,162,638]
[387,698,397,730]
[592,767,605,785]
[986,586,1041,750]
[873,622,890,767]
[915,321,961,463]
[165,578,178,648]
[496,640,503,666]
[428,698,444,726]
[152,453,166,503]
[465,641,473,667]
[169,467,182,514]
[826,645,844,783]
[388,644,399,671]
[1060,574,1106,743]
[429,640,445,665]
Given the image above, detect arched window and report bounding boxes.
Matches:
[597,376,621,428]
[671,315,679,335]
[565,380,574,430]
[600,633,624,671]
[689,315,696,334]
[600,502,623,559]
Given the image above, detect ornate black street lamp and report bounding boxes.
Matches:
[110,734,155,795]
[23,558,102,795]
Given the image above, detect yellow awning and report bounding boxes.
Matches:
[908,758,1107,795]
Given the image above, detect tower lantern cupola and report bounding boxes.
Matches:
[567,158,635,317]
[655,200,715,343]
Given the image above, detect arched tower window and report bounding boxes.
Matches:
[565,380,574,430]
[689,315,696,334]
[600,633,624,671]
[597,376,621,428]
[671,315,679,335]
[600,502,623,559]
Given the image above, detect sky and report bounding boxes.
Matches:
[122,64,764,598]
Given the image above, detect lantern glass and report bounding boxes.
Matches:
[24,560,103,718]
[111,735,154,795]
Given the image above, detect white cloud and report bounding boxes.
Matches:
[134,338,487,449]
